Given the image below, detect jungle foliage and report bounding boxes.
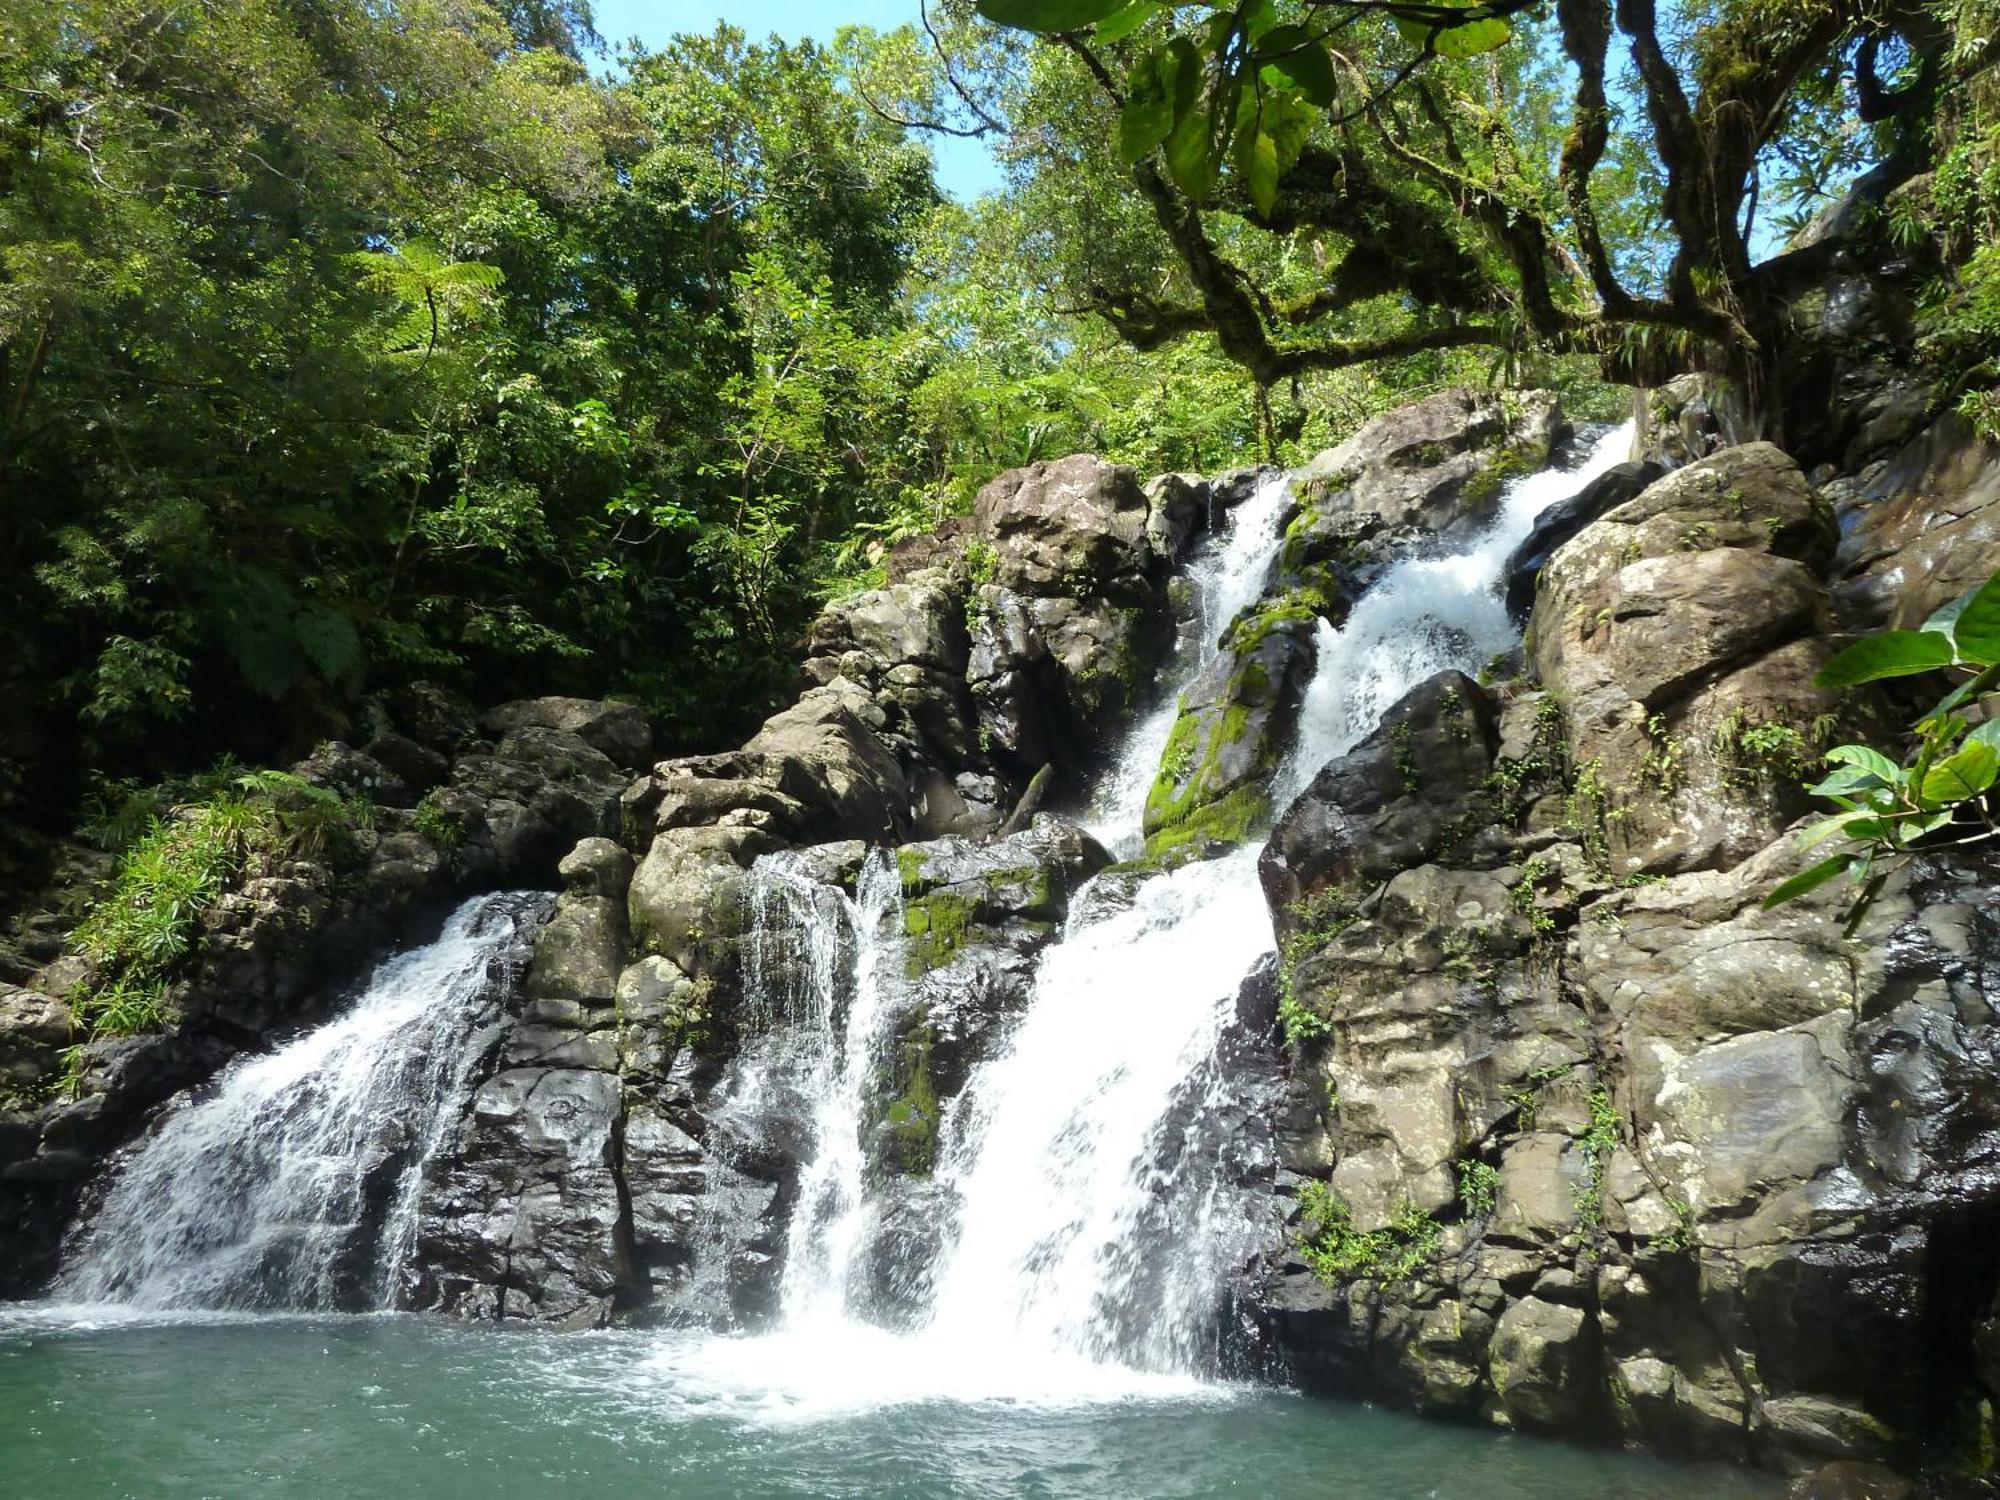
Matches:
[948,0,1998,440]
[0,0,1288,885]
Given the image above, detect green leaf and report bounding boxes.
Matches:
[1119,44,1182,162]
[1950,572,2000,665]
[1260,36,1338,107]
[1815,630,1958,688]
[1824,745,1903,781]
[1430,15,1513,56]
[1895,811,1953,845]
[1234,118,1279,216]
[1970,719,2000,751]
[1920,739,1999,805]
[1798,809,1873,849]
[1093,1,1160,42]
[975,0,1134,31]
[1763,854,1857,909]
[1394,9,1512,57]
[1807,765,1889,798]
[1164,100,1217,200]
[1263,89,1315,172]
[1924,583,1980,637]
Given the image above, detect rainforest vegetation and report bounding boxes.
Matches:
[1,0,1995,897]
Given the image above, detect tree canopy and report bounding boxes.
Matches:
[3,0,1995,892]
[913,0,1994,439]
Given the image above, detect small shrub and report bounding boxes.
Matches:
[413,791,465,852]
[1297,1181,1442,1285]
[1458,1158,1501,1217]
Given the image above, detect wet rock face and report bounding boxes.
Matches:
[1831,411,2000,635]
[0,693,639,1296]
[1142,597,1320,860]
[1295,388,1565,541]
[1246,423,2000,1477]
[1261,670,1500,906]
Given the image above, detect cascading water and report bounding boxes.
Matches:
[766,852,903,1324]
[922,846,1277,1372]
[1278,422,1635,806]
[54,891,549,1311]
[665,422,1644,1411]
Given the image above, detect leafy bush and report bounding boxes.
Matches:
[1767,572,2000,931]
[68,766,369,1054]
[1458,1158,1501,1217]
[1296,1180,1442,1285]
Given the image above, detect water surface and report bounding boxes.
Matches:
[0,1310,1780,1500]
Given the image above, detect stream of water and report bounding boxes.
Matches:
[0,421,1783,1497]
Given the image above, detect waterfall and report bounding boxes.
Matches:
[1278,422,1635,805]
[765,852,903,1324]
[922,846,1276,1371]
[55,892,549,1311]
[687,421,1643,1404]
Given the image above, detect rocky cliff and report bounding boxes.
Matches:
[1252,365,2000,1490]
[5,248,1998,1494]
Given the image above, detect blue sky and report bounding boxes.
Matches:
[591,1,1006,200]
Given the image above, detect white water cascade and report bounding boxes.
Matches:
[55,892,549,1311]
[653,422,1643,1412]
[1278,421,1635,805]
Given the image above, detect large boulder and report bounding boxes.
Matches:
[972,454,1156,601]
[1261,671,1502,907]
[1502,460,1666,624]
[410,1065,628,1327]
[1528,444,1850,876]
[479,697,653,771]
[1295,388,1564,540]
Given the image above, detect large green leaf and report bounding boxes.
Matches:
[1430,16,1512,56]
[1259,33,1338,107]
[1163,93,1217,200]
[1949,572,2000,665]
[1824,744,1903,780]
[1119,45,1181,162]
[1234,117,1279,216]
[1815,629,1958,688]
[1921,739,1999,806]
[975,0,1134,30]
[1762,853,1857,910]
[1393,9,1512,57]
[1093,1,1160,42]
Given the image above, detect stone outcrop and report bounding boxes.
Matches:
[0,692,637,1295]
[1528,443,1856,877]
[1293,388,1566,542]
[1141,595,1320,862]
[1248,427,2000,1484]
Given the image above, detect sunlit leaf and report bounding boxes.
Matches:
[975,0,1134,31]
[1950,572,2000,665]
[1164,98,1217,200]
[1094,1,1161,42]
[1762,853,1857,909]
[1823,745,1902,780]
[1815,630,1958,687]
[1920,739,1999,805]
[1234,118,1279,215]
